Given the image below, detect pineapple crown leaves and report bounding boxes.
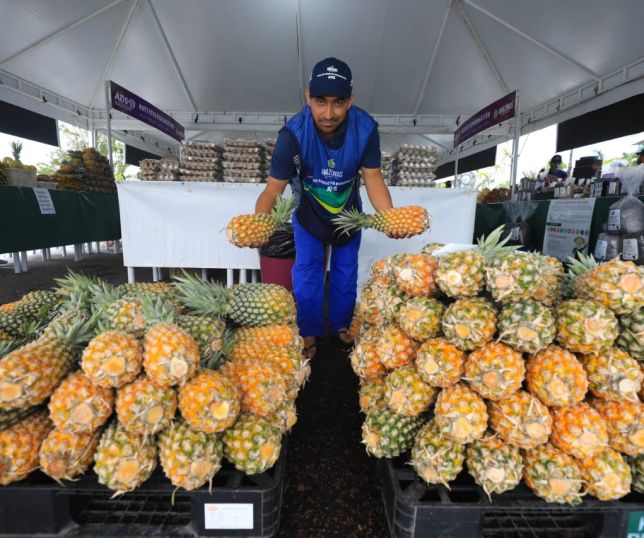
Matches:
[271,195,297,226]
[476,225,520,261]
[139,295,177,326]
[9,140,22,161]
[48,311,98,347]
[173,270,229,318]
[332,207,371,236]
[565,251,598,277]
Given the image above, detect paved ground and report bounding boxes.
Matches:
[0,253,390,537]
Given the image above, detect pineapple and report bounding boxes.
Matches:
[81,330,143,389]
[115,376,177,436]
[0,410,52,485]
[485,250,544,304]
[226,360,288,417]
[569,255,644,315]
[618,307,644,361]
[0,320,91,410]
[556,299,618,355]
[395,297,444,341]
[384,365,437,417]
[94,422,157,495]
[550,403,608,459]
[358,378,388,415]
[158,419,223,490]
[267,400,298,434]
[523,443,584,505]
[497,300,556,354]
[226,195,295,248]
[369,258,392,280]
[526,346,588,407]
[178,369,240,433]
[0,405,42,432]
[629,455,644,493]
[377,324,419,370]
[591,398,644,456]
[174,272,296,327]
[350,338,385,380]
[436,249,485,298]
[333,205,430,239]
[49,371,113,433]
[103,298,148,338]
[10,140,23,164]
[421,243,445,256]
[355,279,386,325]
[579,449,631,501]
[466,433,523,499]
[582,347,642,402]
[0,290,60,337]
[177,315,226,359]
[434,383,488,444]
[411,420,465,487]
[532,256,564,306]
[373,285,407,324]
[390,254,438,297]
[223,414,281,474]
[441,298,497,351]
[234,324,302,348]
[488,390,552,449]
[463,342,525,401]
[142,301,200,388]
[39,428,100,483]
[415,337,465,388]
[228,341,304,389]
[117,281,176,300]
[361,408,424,458]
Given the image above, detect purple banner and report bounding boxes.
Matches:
[110,81,184,142]
[454,91,516,147]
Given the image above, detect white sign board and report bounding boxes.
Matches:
[204,503,253,530]
[543,198,596,260]
[32,188,56,215]
[117,182,477,284]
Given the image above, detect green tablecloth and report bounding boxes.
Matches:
[0,186,121,253]
[474,196,644,253]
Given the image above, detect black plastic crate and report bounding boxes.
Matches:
[377,455,644,538]
[0,444,285,537]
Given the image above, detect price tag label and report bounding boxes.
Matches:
[32,188,56,215]
[204,503,253,530]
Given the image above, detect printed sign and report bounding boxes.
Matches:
[204,503,254,530]
[454,91,517,147]
[627,511,644,538]
[543,198,596,261]
[110,81,184,141]
[32,187,56,215]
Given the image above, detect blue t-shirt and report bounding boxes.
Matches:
[269,106,381,244]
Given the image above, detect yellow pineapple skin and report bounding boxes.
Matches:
[555,299,618,355]
[582,347,642,403]
[226,213,276,248]
[39,427,100,482]
[532,256,564,306]
[351,339,386,381]
[591,398,644,456]
[82,330,142,389]
[464,342,524,401]
[489,390,552,449]
[143,322,200,387]
[0,336,75,410]
[395,297,444,341]
[223,413,282,475]
[234,325,302,348]
[579,448,632,500]
[550,403,608,459]
[441,298,497,351]
[523,443,584,505]
[392,254,438,297]
[415,338,465,388]
[178,369,240,433]
[49,371,114,433]
[359,378,388,415]
[226,360,288,417]
[0,410,52,485]
[385,365,437,417]
[377,325,419,370]
[436,250,485,298]
[116,375,177,436]
[373,206,430,238]
[466,433,523,497]
[434,383,488,444]
[526,346,588,408]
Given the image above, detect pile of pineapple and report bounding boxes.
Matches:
[351,227,644,504]
[46,148,117,194]
[0,272,307,496]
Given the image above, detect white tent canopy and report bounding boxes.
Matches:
[1,0,643,159]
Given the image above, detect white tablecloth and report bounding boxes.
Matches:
[117,182,477,285]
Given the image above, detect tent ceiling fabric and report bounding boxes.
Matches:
[1,0,643,149]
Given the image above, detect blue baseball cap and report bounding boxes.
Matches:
[309,57,353,99]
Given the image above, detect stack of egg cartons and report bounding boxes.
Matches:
[381,151,393,185]
[138,159,160,181]
[158,156,180,181]
[180,141,223,182]
[394,144,437,187]
[223,138,266,183]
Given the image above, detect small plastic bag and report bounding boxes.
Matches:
[608,165,644,234]
[620,233,644,265]
[594,231,621,262]
[259,224,296,259]
[503,201,538,246]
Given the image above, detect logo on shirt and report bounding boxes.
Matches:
[327,66,338,73]
[327,158,336,169]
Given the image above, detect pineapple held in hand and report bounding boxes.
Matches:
[227,195,295,248]
[158,419,223,491]
[333,205,430,239]
[411,420,465,487]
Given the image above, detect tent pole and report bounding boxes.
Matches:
[454,146,459,188]
[104,81,113,167]
[510,91,520,195]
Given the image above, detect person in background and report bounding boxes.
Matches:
[546,154,568,181]
[636,148,644,165]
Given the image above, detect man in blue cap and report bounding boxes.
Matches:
[254,57,396,358]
